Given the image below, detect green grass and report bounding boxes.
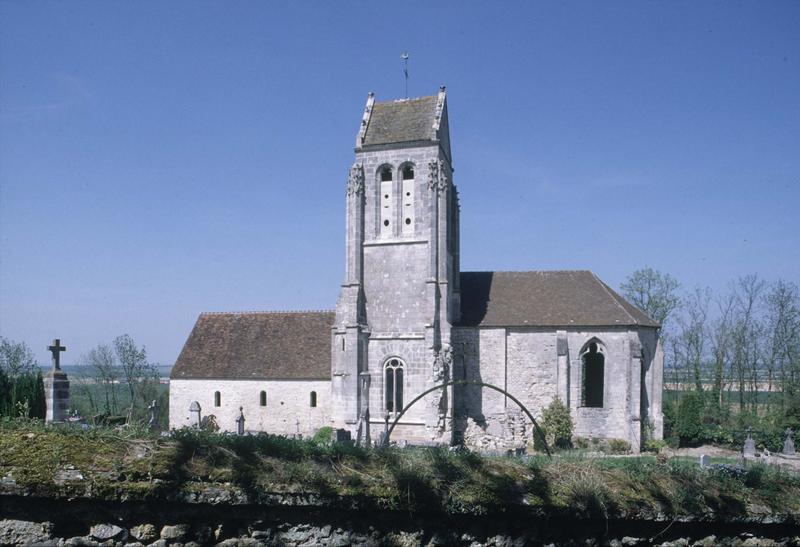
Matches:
[1,418,799,518]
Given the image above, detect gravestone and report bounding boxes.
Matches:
[235,407,245,436]
[784,428,795,456]
[331,428,352,443]
[44,339,70,423]
[743,428,756,458]
[189,401,202,428]
[699,454,710,468]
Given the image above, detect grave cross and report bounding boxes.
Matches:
[48,339,67,370]
[148,399,159,430]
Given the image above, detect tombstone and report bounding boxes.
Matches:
[699,454,710,469]
[331,428,352,443]
[44,339,70,423]
[743,428,756,458]
[148,400,159,431]
[784,428,796,456]
[235,407,246,436]
[189,401,202,428]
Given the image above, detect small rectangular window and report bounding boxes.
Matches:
[402,177,414,235]
[380,180,393,237]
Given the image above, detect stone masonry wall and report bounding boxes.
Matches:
[169,379,331,436]
[453,327,649,447]
[2,496,797,547]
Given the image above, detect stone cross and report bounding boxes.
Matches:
[148,399,159,430]
[743,427,756,458]
[236,407,245,436]
[48,339,66,370]
[380,409,390,447]
[784,428,796,456]
[189,401,201,428]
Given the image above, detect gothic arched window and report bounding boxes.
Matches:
[214,391,221,407]
[384,358,405,414]
[581,341,605,408]
[310,391,317,408]
[259,391,267,406]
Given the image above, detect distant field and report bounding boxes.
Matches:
[38,364,173,379]
[664,389,783,405]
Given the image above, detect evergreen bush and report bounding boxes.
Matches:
[536,397,573,451]
[674,392,705,446]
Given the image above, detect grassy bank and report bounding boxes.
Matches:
[1,418,799,519]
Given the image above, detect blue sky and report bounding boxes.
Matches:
[1,1,798,365]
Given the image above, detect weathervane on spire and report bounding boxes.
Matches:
[401,52,409,98]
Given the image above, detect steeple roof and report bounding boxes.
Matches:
[357,88,449,151]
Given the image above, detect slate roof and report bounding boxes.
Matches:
[457,271,659,328]
[362,95,439,146]
[171,311,334,380]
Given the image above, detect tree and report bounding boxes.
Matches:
[729,275,766,415]
[673,288,710,393]
[764,280,800,413]
[0,337,38,377]
[113,334,159,417]
[83,344,121,415]
[620,267,680,327]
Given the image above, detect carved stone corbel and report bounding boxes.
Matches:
[346,163,364,197]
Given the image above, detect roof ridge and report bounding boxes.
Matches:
[588,272,639,326]
[462,269,593,274]
[376,94,437,105]
[200,309,335,316]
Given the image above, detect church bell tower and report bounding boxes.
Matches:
[332,87,460,442]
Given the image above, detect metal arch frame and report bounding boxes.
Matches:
[382,380,551,458]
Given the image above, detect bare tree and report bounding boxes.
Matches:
[730,275,766,415]
[709,292,736,412]
[82,344,120,415]
[764,280,800,412]
[673,287,711,393]
[113,334,159,419]
[620,267,681,328]
[0,337,38,377]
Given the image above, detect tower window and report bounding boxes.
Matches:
[379,166,394,237]
[401,163,415,235]
[384,358,405,414]
[260,391,267,406]
[581,342,605,408]
[310,391,318,407]
[214,391,221,407]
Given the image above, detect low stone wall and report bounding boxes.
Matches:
[1,496,799,546]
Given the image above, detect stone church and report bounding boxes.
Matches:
[170,88,664,452]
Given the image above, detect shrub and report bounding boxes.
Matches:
[536,398,573,451]
[312,426,334,445]
[573,437,589,450]
[643,438,666,453]
[606,438,631,454]
[0,370,45,419]
[674,392,705,446]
